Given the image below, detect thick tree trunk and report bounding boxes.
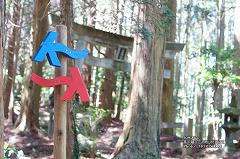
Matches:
[111,2,164,158]
[30,0,50,128]
[0,0,4,157]
[15,0,49,131]
[4,0,21,119]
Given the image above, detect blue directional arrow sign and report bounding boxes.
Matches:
[32,31,88,67]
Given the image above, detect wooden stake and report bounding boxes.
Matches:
[182,118,193,156]
[54,25,68,159]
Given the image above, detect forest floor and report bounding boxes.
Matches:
[4,105,240,158]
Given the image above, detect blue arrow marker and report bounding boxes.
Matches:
[32,31,88,67]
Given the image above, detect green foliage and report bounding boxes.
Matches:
[185,3,216,22]
[138,26,153,41]
[72,106,80,159]
[114,71,130,112]
[31,148,37,157]
[14,75,23,98]
[133,0,161,5]
[158,4,176,30]
[218,107,240,116]
[83,107,111,120]
[40,62,55,105]
[4,143,25,159]
[72,96,111,158]
[199,45,240,86]
[133,0,175,40]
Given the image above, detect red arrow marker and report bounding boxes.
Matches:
[31,67,90,101]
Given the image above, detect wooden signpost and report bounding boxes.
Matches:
[31,25,90,159]
[54,25,67,159]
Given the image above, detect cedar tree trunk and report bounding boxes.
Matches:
[111,2,164,158]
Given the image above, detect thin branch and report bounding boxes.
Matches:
[93,44,105,57]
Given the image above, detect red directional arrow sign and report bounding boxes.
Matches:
[31,67,90,101]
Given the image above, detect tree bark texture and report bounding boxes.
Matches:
[212,0,225,110]
[111,2,164,158]
[82,0,96,106]
[4,0,21,119]
[231,0,240,140]
[60,0,73,157]
[196,88,205,139]
[233,0,240,108]
[54,25,68,159]
[0,0,5,157]
[183,0,192,120]
[99,0,118,119]
[115,74,125,120]
[31,0,50,128]
[99,48,115,117]
[215,0,225,139]
[15,0,49,130]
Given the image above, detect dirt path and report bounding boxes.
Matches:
[96,120,123,158]
[4,123,53,159]
[5,112,240,159]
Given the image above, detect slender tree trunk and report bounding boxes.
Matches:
[82,0,96,107]
[231,0,240,140]
[233,0,240,107]
[174,0,182,113]
[4,0,21,119]
[115,0,126,120]
[184,0,193,117]
[93,49,100,106]
[99,0,118,121]
[53,25,68,159]
[0,0,5,157]
[214,0,225,139]
[15,0,49,131]
[115,74,125,120]
[111,2,164,158]
[99,48,115,120]
[199,89,205,138]
[9,21,22,124]
[196,85,205,139]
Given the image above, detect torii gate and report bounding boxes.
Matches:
[51,14,184,73]
[51,15,184,127]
